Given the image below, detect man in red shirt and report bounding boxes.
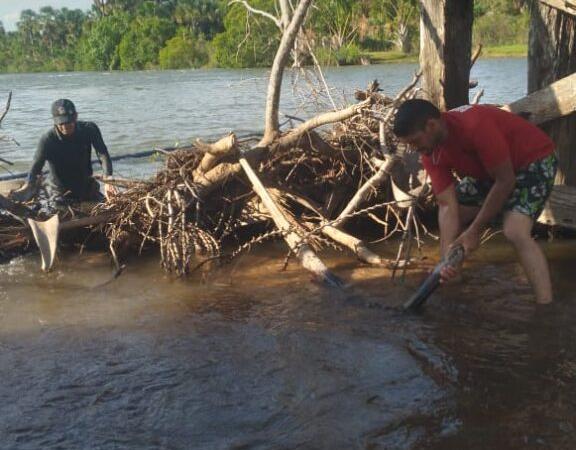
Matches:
[393,99,557,304]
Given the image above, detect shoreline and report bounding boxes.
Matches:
[366,44,528,65]
[0,45,529,75]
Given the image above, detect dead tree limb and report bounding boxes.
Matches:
[284,192,383,265]
[471,44,483,67]
[472,89,485,105]
[261,0,313,145]
[193,133,238,178]
[229,0,282,29]
[334,155,398,227]
[283,98,372,138]
[238,153,343,287]
[195,162,242,197]
[273,98,372,153]
[0,91,12,127]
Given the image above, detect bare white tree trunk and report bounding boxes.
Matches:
[261,0,313,145]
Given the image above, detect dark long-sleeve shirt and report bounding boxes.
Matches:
[27,121,113,199]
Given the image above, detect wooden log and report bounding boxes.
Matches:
[500,72,576,125]
[537,0,576,18]
[320,225,383,265]
[93,175,149,189]
[283,191,383,265]
[238,154,344,287]
[195,162,241,197]
[194,133,238,175]
[537,185,576,229]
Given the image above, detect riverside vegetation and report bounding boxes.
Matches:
[0,0,529,73]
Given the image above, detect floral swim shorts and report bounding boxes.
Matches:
[456,154,557,220]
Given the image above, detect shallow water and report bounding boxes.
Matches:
[1,237,575,450]
[1,57,572,449]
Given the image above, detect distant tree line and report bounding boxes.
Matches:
[0,0,529,73]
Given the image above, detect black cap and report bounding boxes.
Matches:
[51,99,77,124]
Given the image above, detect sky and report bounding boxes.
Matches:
[0,0,93,32]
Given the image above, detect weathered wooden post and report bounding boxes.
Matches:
[419,0,474,110]
[529,1,576,187]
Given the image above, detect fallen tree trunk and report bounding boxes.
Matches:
[501,72,576,125]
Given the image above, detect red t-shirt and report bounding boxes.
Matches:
[422,105,554,195]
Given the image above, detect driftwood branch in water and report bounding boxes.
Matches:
[471,43,483,67]
[285,99,372,137]
[0,91,12,126]
[472,88,484,105]
[238,153,343,287]
[284,192,383,265]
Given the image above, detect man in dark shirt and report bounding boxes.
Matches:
[11,99,116,206]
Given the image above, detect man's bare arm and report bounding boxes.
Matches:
[437,184,461,257]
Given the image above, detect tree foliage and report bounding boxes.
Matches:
[118,16,175,70]
[0,0,529,73]
[159,32,209,69]
[211,0,278,68]
[76,13,130,70]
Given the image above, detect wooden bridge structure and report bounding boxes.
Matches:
[420,0,576,229]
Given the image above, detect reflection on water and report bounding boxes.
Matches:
[0,237,575,449]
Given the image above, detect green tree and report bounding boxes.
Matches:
[309,0,361,51]
[211,0,278,68]
[174,0,225,39]
[0,23,8,70]
[473,0,529,46]
[356,0,418,53]
[159,31,209,69]
[76,13,130,70]
[118,16,175,69]
[15,9,43,66]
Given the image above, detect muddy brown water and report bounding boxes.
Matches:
[0,237,575,450]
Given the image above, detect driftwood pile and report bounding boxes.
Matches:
[89,74,431,282]
[0,77,433,283]
[1,0,437,281]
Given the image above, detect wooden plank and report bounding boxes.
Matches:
[501,72,576,124]
[538,185,576,229]
[537,0,576,18]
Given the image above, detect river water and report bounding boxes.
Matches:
[2,59,576,449]
[1,57,526,177]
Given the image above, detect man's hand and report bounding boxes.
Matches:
[452,228,481,255]
[103,182,118,200]
[9,182,38,202]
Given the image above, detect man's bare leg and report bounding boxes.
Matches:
[503,211,553,304]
